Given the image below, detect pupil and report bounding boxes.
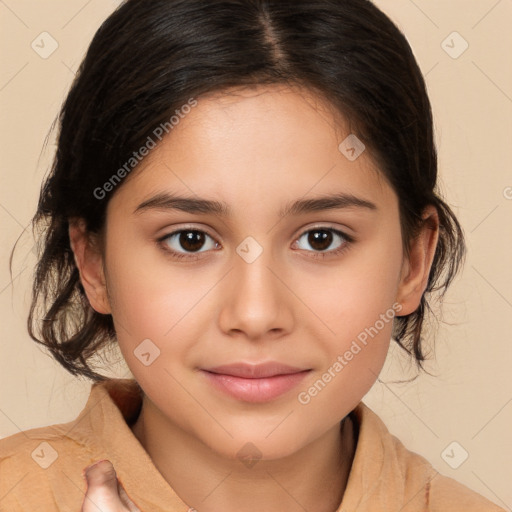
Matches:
[309,230,332,251]
[181,231,205,252]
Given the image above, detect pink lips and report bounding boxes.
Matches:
[200,362,311,403]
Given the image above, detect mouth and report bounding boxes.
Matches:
[200,362,312,403]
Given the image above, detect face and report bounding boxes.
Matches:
[72,84,434,461]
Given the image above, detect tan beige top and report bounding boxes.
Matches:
[0,378,505,511]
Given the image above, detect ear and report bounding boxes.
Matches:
[68,218,111,315]
[396,205,440,316]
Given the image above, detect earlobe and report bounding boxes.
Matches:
[396,206,440,316]
[68,219,111,315]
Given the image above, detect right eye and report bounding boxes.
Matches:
[158,228,220,260]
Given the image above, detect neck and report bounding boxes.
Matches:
[131,397,356,512]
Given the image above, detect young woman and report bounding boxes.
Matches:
[1,0,505,510]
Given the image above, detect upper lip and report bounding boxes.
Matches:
[203,362,310,379]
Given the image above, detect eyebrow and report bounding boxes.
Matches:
[133,192,378,218]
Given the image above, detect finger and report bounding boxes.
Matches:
[118,480,142,512]
[82,459,124,511]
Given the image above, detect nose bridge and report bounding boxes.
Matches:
[217,236,293,339]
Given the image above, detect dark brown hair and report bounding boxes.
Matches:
[12,0,465,381]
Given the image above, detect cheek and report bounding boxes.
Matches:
[102,251,203,381]
[104,241,207,335]
[292,230,402,416]
[302,230,403,339]
[295,309,394,432]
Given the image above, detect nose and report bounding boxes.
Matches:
[217,244,294,342]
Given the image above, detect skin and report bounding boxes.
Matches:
[72,84,439,512]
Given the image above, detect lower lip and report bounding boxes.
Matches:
[201,370,311,403]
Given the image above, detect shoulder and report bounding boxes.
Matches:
[349,403,506,511]
[391,435,505,511]
[428,472,506,511]
[0,424,97,511]
[0,379,143,510]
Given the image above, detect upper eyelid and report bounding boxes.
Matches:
[296,224,350,237]
[159,225,217,243]
[160,223,349,236]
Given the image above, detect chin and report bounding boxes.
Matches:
[202,425,311,463]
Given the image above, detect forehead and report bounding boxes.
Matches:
[176,83,351,144]
[108,84,391,216]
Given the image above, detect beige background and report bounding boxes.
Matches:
[1,0,511,509]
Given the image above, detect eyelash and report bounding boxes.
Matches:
[157,226,354,262]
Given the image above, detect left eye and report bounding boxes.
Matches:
[294,227,349,253]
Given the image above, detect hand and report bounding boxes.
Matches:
[82,459,142,512]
